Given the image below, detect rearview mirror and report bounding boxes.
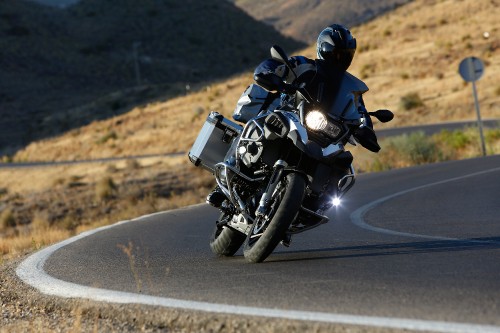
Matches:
[270,45,297,80]
[368,109,394,123]
[270,45,287,62]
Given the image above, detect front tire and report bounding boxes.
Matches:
[210,213,246,256]
[243,173,306,263]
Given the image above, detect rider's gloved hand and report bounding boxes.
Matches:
[279,82,296,94]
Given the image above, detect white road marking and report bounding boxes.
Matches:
[16,170,500,333]
[350,166,500,242]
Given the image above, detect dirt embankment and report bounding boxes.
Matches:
[2,255,421,333]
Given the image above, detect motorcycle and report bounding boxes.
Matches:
[189,45,393,263]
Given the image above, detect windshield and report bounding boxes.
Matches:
[329,93,360,120]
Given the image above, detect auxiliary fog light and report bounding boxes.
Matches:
[332,197,341,207]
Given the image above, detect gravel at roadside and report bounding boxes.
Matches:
[1,254,426,333]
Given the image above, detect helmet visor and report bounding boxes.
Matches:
[321,47,355,71]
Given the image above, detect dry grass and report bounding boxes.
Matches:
[352,127,500,172]
[11,75,252,163]
[0,156,214,259]
[348,0,500,128]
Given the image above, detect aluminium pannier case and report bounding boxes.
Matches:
[189,112,242,172]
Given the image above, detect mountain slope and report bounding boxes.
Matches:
[8,0,500,162]
[230,0,412,43]
[0,0,303,155]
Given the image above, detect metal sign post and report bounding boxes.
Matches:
[458,56,486,156]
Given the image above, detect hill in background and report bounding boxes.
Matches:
[0,0,303,155]
[10,0,499,163]
[230,0,412,43]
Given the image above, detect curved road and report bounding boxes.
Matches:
[18,156,500,332]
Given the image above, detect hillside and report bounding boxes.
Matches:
[0,0,303,155]
[230,0,412,43]
[10,0,499,163]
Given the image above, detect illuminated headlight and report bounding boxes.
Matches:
[305,111,342,139]
[305,111,327,131]
[332,197,341,207]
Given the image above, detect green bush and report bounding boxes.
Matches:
[364,127,500,173]
[369,157,393,172]
[396,131,440,164]
[486,128,500,141]
[369,131,441,170]
[437,129,471,150]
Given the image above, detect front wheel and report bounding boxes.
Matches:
[243,173,306,263]
[210,213,246,257]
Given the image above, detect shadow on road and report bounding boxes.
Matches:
[270,236,500,262]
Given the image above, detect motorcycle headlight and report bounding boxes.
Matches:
[305,110,343,139]
[305,111,327,130]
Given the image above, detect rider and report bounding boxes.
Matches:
[207,24,377,208]
[253,23,375,132]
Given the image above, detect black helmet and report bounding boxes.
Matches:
[316,24,356,71]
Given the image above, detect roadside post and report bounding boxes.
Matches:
[458,56,486,156]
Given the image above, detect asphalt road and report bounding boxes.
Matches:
[375,119,499,138]
[26,155,500,331]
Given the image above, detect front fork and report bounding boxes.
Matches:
[255,159,288,218]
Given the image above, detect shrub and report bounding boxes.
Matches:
[486,128,500,141]
[360,63,375,79]
[437,129,471,150]
[96,130,118,144]
[400,92,425,110]
[403,132,440,164]
[1,155,13,163]
[192,106,204,121]
[1,209,16,231]
[95,177,117,201]
[369,157,394,172]
[376,131,440,168]
[125,159,141,171]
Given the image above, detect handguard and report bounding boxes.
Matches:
[254,72,295,94]
[353,126,381,152]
